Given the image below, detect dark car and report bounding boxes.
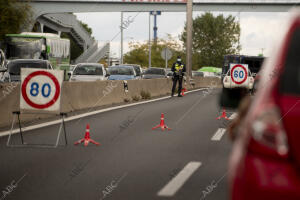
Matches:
[142,67,166,79]
[0,59,53,82]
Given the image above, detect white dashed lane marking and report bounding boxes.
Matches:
[229,112,237,120]
[211,128,226,141]
[157,162,202,197]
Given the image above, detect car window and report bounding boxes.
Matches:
[144,68,165,75]
[8,61,47,75]
[108,67,134,75]
[73,65,103,76]
[279,27,300,95]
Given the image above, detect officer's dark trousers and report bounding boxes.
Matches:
[172,76,183,96]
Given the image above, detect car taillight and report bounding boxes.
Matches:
[249,104,289,158]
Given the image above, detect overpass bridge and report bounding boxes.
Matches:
[28,0,300,18]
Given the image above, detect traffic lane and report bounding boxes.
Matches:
[0,89,232,200]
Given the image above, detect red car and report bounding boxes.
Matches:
[229,10,300,200]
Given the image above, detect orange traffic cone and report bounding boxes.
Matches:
[152,113,171,131]
[216,108,229,120]
[181,88,187,96]
[74,124,100,146]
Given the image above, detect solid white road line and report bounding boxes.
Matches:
[211,128,226,141]
[0,88,208,137]
[157,162,202,197]
[229,112,237,120]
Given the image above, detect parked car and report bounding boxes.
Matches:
[166,68,173,78]
[122,64,142,79]
[142,67,166,79]
[69,63,108,82]
[107,65,137,80]
[192,71,204,77]
[0,59,53,82]
[227,9,300,200]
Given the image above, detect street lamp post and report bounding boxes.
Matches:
[186,0,193,80]
[148,12,151,68]
[121,12,124,64]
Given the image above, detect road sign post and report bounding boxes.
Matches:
[7,68,67,148]
[161,48,172,69]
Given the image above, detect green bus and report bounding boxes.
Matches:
[4,32,70,78]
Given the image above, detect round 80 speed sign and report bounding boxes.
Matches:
[230,64,248,84]
[20,69,63,112]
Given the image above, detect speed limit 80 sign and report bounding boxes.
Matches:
[230,64,249,85]
[20,68,63,113]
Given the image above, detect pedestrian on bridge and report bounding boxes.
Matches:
[171,56,186,97]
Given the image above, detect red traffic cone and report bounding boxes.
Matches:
[216,108,229,120]
[74,124,100,146]
[152,113,171,131]
[181,88,187,96]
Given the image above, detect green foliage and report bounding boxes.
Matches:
[61,33,83,61]
[0,0,33,41]
[181,13,241,69]
[124,35,184,68]
[140,90,151,100]
[80,21,93,36]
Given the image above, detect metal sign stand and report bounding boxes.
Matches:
[6,112,68,148]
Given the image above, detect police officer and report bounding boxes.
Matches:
[171,56,186,97]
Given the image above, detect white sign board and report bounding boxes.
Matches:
[161,48,172,61]
[230,64,248,85]
[20,68,64,113]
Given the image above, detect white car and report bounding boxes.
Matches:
[223,65,254,90]
[69,63,108,81]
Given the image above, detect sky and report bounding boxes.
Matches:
[75,11,288,59]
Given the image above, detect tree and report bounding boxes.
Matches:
[181,13,240,70]
[124,35,184,68]
[0,0,33,41]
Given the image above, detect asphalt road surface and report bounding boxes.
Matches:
[0,89,235,200]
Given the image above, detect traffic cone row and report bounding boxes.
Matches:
[216,108,229,120]
[74,113,172,148]
[152,113,171,131]
[74,124,100,146]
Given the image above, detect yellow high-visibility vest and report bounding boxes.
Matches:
[175,64,184,72]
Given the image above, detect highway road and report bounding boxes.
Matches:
[0,89,235,200]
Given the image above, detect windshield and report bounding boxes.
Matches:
[8,61,48,75]
[6,37,44,60]
[108,67,134,75]
[144,68,165,75]
[132,66,141,76]
[73,65,103,75]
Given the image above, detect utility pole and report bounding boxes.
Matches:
[186,0,193,80]
[121,12,124,64]
[149,12,151,68]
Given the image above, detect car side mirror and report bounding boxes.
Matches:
[67,72,72,77]
[105,73,110,77]
[219,88,248,109]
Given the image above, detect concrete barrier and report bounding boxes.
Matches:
[0,77,221,128]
